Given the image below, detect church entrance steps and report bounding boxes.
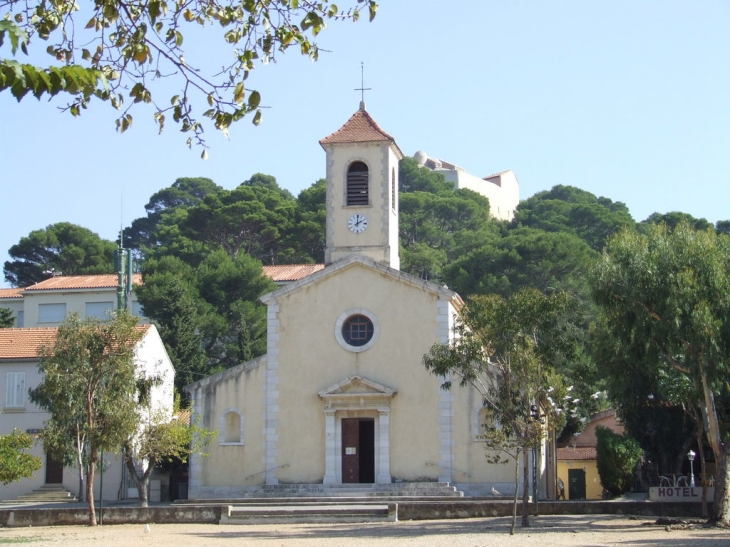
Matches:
[2,485,77,504]
[184,482,465,500]
[219,503,396,524]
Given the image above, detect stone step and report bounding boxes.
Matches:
[177,482,466,503]
[220,503,396,525]
[5,485,77,504]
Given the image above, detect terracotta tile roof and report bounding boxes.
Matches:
[0,325,151,359]
[557,446,597,461]
[0,288,23,299]
[0,328,58,359]
[24,274,143,292]
[319,108,403,157]
[262,264,325,282]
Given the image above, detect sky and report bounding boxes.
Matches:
[1,1,729,288]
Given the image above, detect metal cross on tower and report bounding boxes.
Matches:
[355,62,371,110]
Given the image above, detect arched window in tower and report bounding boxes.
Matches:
[347,161,369,206]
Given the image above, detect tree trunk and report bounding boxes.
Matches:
[86,451,97,526]
[75,430,85,503]
[697,372,729,525]
[521,446,530,527]
[713,448,730,526]
[124,457,150,508]
[698,429,708,519]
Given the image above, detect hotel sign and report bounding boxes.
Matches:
[649,486,714,502]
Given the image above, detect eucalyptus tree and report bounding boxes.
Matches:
[591,221,730,525]
[30,312,144,526]
[424,288,577,534]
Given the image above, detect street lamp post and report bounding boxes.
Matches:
[687,450,696,487]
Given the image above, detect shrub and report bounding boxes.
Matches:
[595,425,643,497]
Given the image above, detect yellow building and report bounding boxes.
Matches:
[185,104,540,498]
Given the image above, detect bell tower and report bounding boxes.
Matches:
[319,105,403,269]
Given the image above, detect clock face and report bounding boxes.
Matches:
[348,213,368,234]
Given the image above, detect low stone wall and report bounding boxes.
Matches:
[0,501,710,527]
[0,506,221,527]
[396,500,711,521]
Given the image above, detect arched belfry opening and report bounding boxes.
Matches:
[346,161,369,206]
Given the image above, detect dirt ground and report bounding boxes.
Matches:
[0,515,728,547]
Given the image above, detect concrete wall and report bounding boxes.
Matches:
[0,501,710,527]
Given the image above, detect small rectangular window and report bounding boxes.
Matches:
[5,372,25,408]
[17,310,24,327]
[38,303,66,323]
[85,301,114,319]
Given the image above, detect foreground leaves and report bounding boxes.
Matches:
[0,1,378,149]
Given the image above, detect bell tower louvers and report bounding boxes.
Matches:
[319,105,403,270]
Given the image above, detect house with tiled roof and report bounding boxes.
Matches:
[0,324,174,503]
[1,266,321,327]
[0,274,147,328]
[556,409,624,500]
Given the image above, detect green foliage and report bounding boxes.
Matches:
[445,227,598,298]
[595,425,643,497]
[0,429,42,484]
[512,185,634,251]
[29,311,144,525]
[122,409,215,507]
[124,177,222,256]
[133,261,208,395]
[424,288,577,530]
[138,250,275,395]
[0,307,15,328]
[398,157,499,282]
[590,221,730,522]
[589,319,695,474]
[4,222,117,287]
[640,211,713,232]
[1,1,378,148]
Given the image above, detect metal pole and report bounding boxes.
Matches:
[99,448,103,525]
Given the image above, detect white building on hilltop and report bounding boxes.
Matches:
[413,150,520,221]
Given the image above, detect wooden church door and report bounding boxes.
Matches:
[342,418,375,483]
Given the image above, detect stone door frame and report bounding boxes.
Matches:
[318,375,396,485]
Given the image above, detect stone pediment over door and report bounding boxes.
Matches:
[318,375,397,408]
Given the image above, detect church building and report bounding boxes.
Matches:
[185,105,541,498]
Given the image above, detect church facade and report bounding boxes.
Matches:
[185,106,538,498]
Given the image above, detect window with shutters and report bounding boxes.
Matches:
[38,303,66,323]
[5,372,25,408]
[85,301,114,319]
[346,162,369,206]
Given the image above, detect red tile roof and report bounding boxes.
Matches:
[0,328,58,359]
[557,446,597,461]
[0,325,151,359]
[262,264,325,282]
[24,274,143,292]
[0,288,23,299]
[320,108,403,156]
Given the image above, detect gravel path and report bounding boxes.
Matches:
[1,515,728,546]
